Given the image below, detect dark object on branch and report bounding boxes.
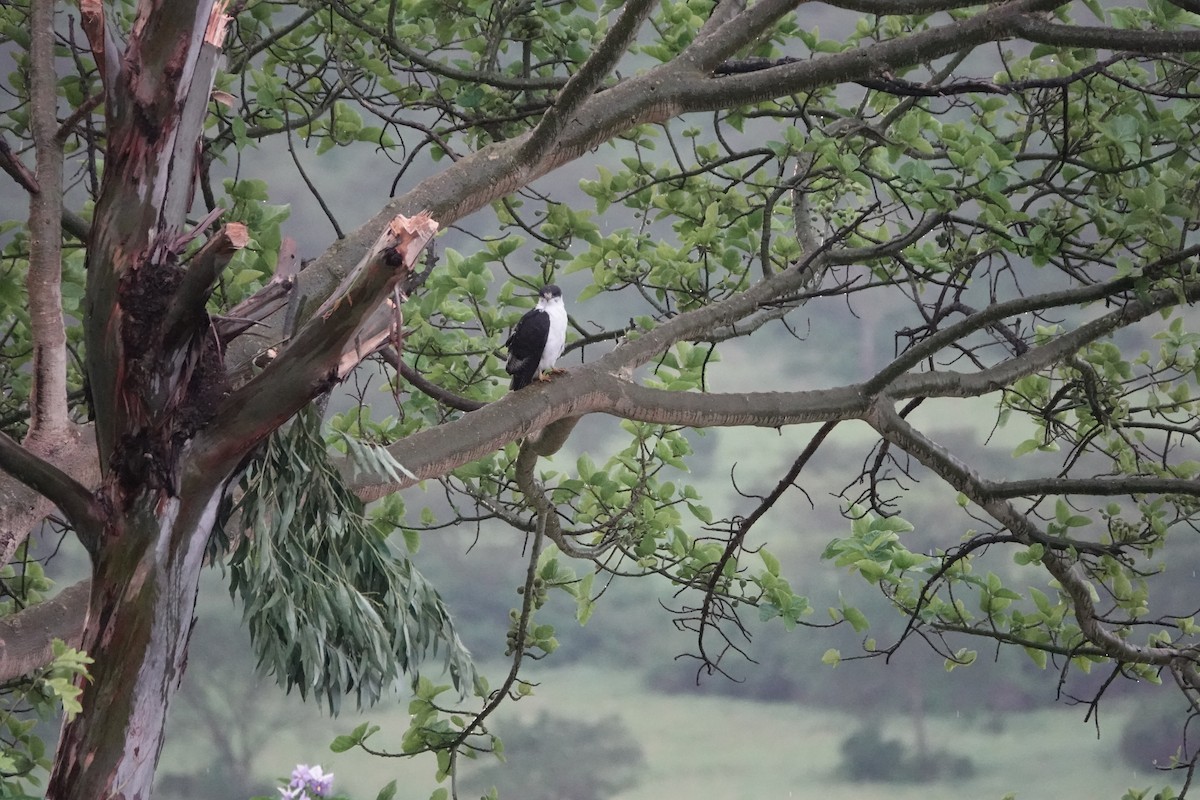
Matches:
[505,284,567,390]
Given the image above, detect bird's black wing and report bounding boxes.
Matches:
[505,308,550,390]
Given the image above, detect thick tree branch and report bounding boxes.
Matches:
[889,278,1200,400]
[351,369,867,501]
[982,477,1200,499]
[0,580,90,684]
[0,433,104,536]
[521,0,657,158]
[162,222,249,351]
[673,0,1065,109]
[197,213,438,473]
[1011,13,1200,51]
[27,0,69,438]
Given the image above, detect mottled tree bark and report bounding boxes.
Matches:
[49,3,237,796]
[42,5,438,792]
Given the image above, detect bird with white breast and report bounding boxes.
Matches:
[505,284,568,390]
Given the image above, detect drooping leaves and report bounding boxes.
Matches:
[222,405,476,712]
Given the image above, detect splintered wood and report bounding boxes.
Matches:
[387,211,439,269]
[205,0,234,46]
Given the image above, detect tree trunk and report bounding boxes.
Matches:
[47,3,236,797]
[48,473,224,799]
[44,6,438,794]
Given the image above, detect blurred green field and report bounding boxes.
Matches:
[195,660,1175,800]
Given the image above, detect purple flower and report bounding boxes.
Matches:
[301,765,335,797]
[281,764,335,799]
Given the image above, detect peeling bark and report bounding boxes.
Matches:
[48,474,225,800]
[48,2,244,797]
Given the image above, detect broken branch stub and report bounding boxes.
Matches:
[317,211,438,321]
[386,211,439,271]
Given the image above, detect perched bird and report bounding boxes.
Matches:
[505,284,567,390]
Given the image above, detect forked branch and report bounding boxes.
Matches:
[197,213,439,473]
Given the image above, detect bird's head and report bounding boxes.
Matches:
[536,284,564,308]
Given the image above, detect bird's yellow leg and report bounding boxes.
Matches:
[537,367,568,382]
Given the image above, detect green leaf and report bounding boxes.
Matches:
[688,503,713,524]
[1012,438,1042,457]
[576,572,596,625]
[843,606,870,632]
[329,735,357,753]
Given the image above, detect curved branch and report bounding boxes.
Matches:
[328,0,568,92]
[379,347,485,412]
[671,0,1065,111]
[867,244,1200,395]
[514,440,616,559]
[0,425,99,570]
[890,277,1200,400]
[602,212,940,374]
[0,433,104,536]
